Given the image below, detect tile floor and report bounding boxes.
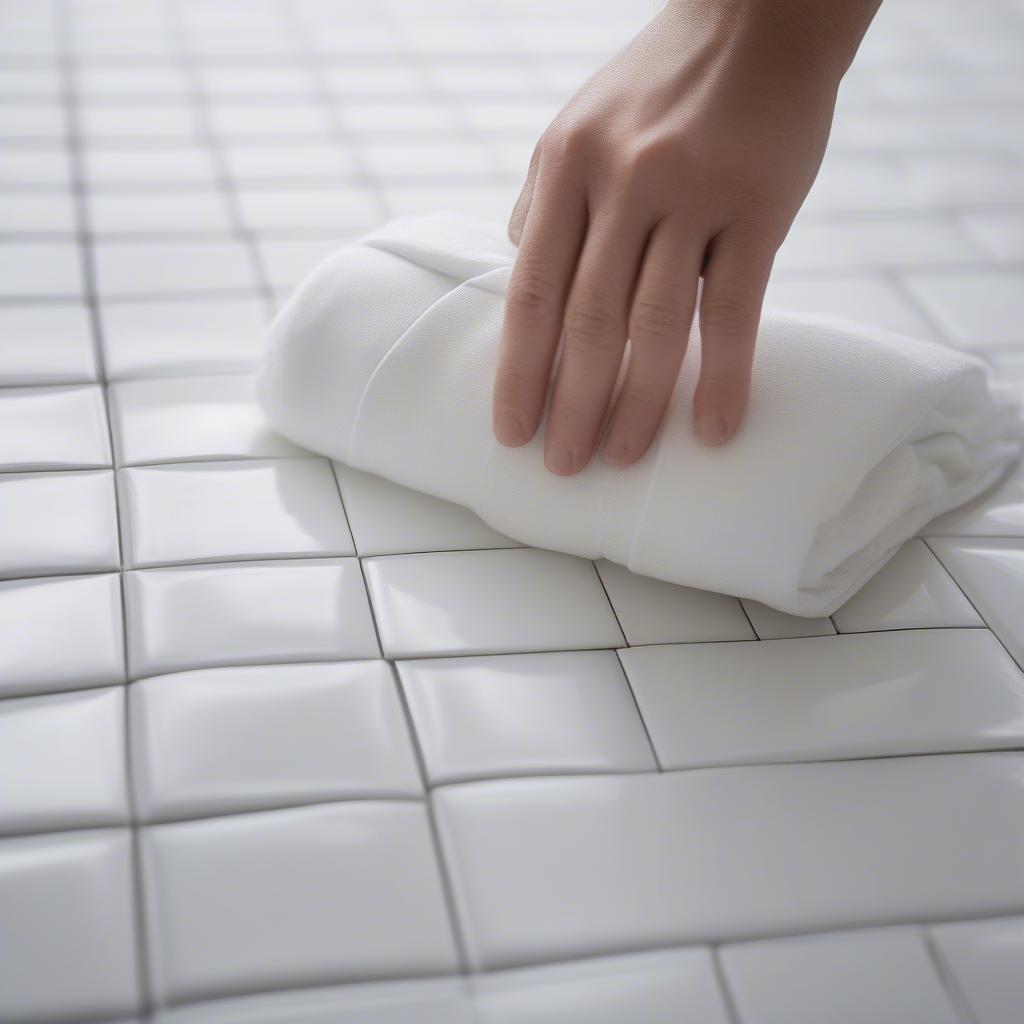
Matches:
[1,0,1023,1021]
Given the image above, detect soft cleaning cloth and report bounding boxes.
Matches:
[257,211,1022,617]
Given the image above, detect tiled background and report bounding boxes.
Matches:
[2,0,1024,1021]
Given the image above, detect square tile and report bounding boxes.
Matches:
[87,190,234,235]
[334,463,516,555]
[434,755,1024,969]
[207,102,332,138]
[740,599,835,639]
[905,270,1024,349]
[398,650,656,784]
[0,102,65,140]
[100,296,269,380]
[125,558,379,677]
[0,573,125,698]
[0,384,110,469]
[223,143,357,184]
[131,660,420,821]
[109,375,305,465]
[721,928,959,1024]
[832,538,983,631]
[474,947,731,1024]
[120,458,353,567]
[923,460,1024,537]
[363,549,624,658]
[0,830,140,1021]
[141,802,460,1004]
[83,144,219,187]
[0,148,71,188]
[0,687,129,834]
[594,559,754,645]
[80,103,199,140]
[962,210,1024,262]
[931,916,1024,1024]
[0,241,82,298]
[95,240,258,297]
[929,538,1024,667]
[0,470,120,579]
[620,630,1024,769]
[0,303,97,385]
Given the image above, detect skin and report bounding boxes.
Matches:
[493,0,882,474]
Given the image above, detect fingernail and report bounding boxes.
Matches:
[696,412,728,446]
[546,444,577,475]
[601,437,632,467]
[494,411,525,446]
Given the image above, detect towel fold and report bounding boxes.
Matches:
[257,211,1022,616]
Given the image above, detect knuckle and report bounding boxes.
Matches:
[630,297,682,343]
[701,295,753,336]
[623,378,668,413]
[507,268,559,324]
[541,121,592,166]
[565,296,621,349]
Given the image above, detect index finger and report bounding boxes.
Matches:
[493,163,586,447]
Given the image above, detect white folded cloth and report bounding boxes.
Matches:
[257,211,1022,616]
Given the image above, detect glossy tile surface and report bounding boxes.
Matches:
[126,559,379,677]
[142,803,460,1004]
[721,928,960,1024]
[435,755,1024,968]
[120,458,354,567]
[594,560,755,645]
[364,549,624,657]
[6,2,1024,1020]
[398,651,656,784]
[621,630,1024,769]
[132,661,421,821]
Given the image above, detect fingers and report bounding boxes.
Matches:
[693,225,775,446]
[507,145,540,245]
[543,211,650,475]
[493,157,586,447]
[600,217,702,467]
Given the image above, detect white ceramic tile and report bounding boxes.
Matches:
[0,573,125,698]
[721,928,959,1024]
[0,687,129,834]
[434,755,1024,968]
[142,802,460,1004]
[200,66,317,98]
[364,548,624,658]
[131,660,420,821]
[832,538,983,631]
[929,539,1024,667]
[257,237,341,291]
[0,102,65,140]
[126,558,378,678]
[87,190,234,235]
[208,103,333,138]
[100,295,269,379]
[620,629,1024,769]
[924,461,1024,537]
[237,187,380,233]
[474,946,731,1024]
[0,470,120,579]
[95,240,257,296]
[0,241,82,297]
[120,458,353,567]
[83,144,219,187]
[224,144,357,184]
[0,384,110,469]
[764,275,937,340]
[359,140,496,178]
[325,64,424,96]
[334,462,516,555]
[382,184,516,223]
[740,599,836,639]
[81,103,199,140]
[0,148,71,188]
[962,211,1024,262]
[594,559,754,645]
[109,375,305,465]
[79,66,190,99]
[153,978,473,1024]
[0,830,140,1021]
[398,650,655,784]
[905,271,1024,348]
[0,303,96,385]
[0,190,76,232]
[775,215,975,272]
[931,917,1024,1024]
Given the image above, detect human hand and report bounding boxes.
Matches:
[493,0,880,473]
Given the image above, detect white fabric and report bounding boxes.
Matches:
[257,211,1023,617]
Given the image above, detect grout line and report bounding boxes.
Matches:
[710,946,744,1024]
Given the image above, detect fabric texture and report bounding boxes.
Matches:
[257,211,1022,616]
